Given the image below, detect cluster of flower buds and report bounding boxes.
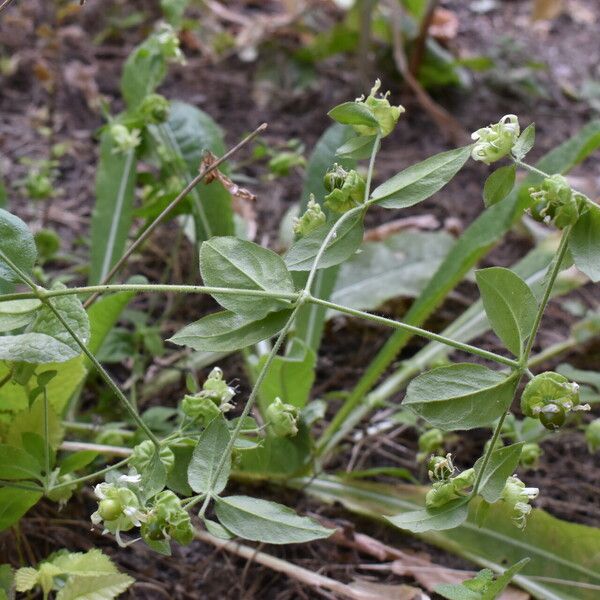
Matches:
[417,428,444,463]
[521,372,588,431]
[138,93,171,125]
[426,454,474,509]
[265,397,299,437]
[91,474,148,546]
[154,22,185,64]
[585,419,600,454]
[353,79,405,138]
[109,123,141,154]
[141,491,194,546]
[528,174,583,228]
[471,115,520,164]
[323,164,366,213]
[520,442,543,469]
[130,440,175,474]
[293,195,326,236]
[501,475,538,529]
[181,367,236,426]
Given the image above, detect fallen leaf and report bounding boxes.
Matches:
[349,580,428,600]
[532,0,564,20]
[428,8,459,42]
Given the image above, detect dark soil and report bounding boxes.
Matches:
[1,0,600,598]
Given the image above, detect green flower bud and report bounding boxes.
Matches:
[98,497,123,521]
[520,442,542,469]
[324,168,365,213]
[353,79,405,137]
[130,440,175,473]
[110,123,141,154]
[155,22,184,63]
[501,475,538,529]
[426,480,456,509]
[141,490,194,547]
[471,115,520,164]
[417,428,443,462]
[138,93,171,125]
[585,419,600,454]
[427,453,454,482]
[520,372,581,422]
[25,171,54,200]
[181,394,221,424]
[528,175,581,229]
[34,229,60,261]
[46,473,76,506]
[266,397,299,437]
[323,163,348,192]
[293,195,326,236]
[451,467,475,492]
[180,367,236,424]
[538,403,566,431]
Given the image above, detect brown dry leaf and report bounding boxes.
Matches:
[428,8,459,42]
[348,580,428,600]
[63,61,101,111]
[363,215,440,242]
[532,0,564,20]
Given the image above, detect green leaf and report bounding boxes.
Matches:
[301,475,600,600]
[89,132,137,284]
[5,397,65,450]
[51,549,120,576]
[159,102,234,242]
[0,564,12,599]
[59,450,98,475]
[483,558,530,599]
[0,299,41,332]
[570,203,600,282]
[285,212,364,271]
[257,338,316,413]
[200,237,295,319]
[141,447,167,499]
[0,208,36,284]
[404,364,517,430]
[371,146,471,209]
[187,415,231,495]
[386,498,469,533]
[483,164,516,207]
[55,573,134,600]
[203,518,233,539]
[0,292,90,364]
[214,495,334,544]
[327,102,378,128]
[330,230,454,311]
[169,309,292,352]
[473,442,524,503]
[512,123,536,161]
[0,445,43,481]
[336,135,378,160]
[0,488,42,531]
[475,267,537,356]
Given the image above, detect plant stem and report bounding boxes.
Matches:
[83,122,268,309]
[60,440,132,457]
[309,297,519,368]
[0,284,300,304]
[48,457,131,492]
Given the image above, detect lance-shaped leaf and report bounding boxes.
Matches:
[214,495,334,544]
[200,237,295,319]
[371,146,471,209]
[0,292,90,364]
[188,415,231,495]
[387,498,469,534]
[473,442,524,503]
[570,203,600,282]
[0,208,36,284]
[336,134,378,160]
[328,102,378,128]
[475,267,537,356]
[404,364,517,430]
[285,212,364,271]
[512,123,536,161]
[483,164,516,207]
[169,309,292,352]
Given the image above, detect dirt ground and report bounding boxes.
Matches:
[1,0,600,598]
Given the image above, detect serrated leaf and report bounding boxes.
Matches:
[51,549,120,576]
[474,442,524,503]
[0,291,90,364]
[0,488,42,531]
[285,212,364,271]
[386,498,469,533]
[55,573,134,600]
[200,237,295,319]
[188,415,231,495]
[570,203,600,282]
[0,208,37,284]
[14,567,39,593]
[328,102,378,128]
[0,299,41,332]
[169,309,291,352]
[404,364,517,430]
[475,267,537,356]
[512,123,536,161]
[483,164,516,207]
[336,134,378,160]
[214,495,333,544]
[371,146,471,209]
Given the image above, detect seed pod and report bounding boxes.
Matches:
[539,403,566,431]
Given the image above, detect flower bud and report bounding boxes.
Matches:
[427,453,454,482]
[471,115,520,164]
[130,440,175,474]
[91,480,147,539]
[266,397,299,437]
[181,367,236,424]
[109,124,141,154]
[585,419,600,454]
[324,168,365,213]
[417,428,443,462]
[520,442,542,469]
[323,163,348,192]
[46,473,76,506]
[138,93,171,125]
[141,490,194,547]
[155,22,184,64]
[501,475,538,529]
[353,79,404,137]
[293,195,326,236]
[527,175,581,229]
